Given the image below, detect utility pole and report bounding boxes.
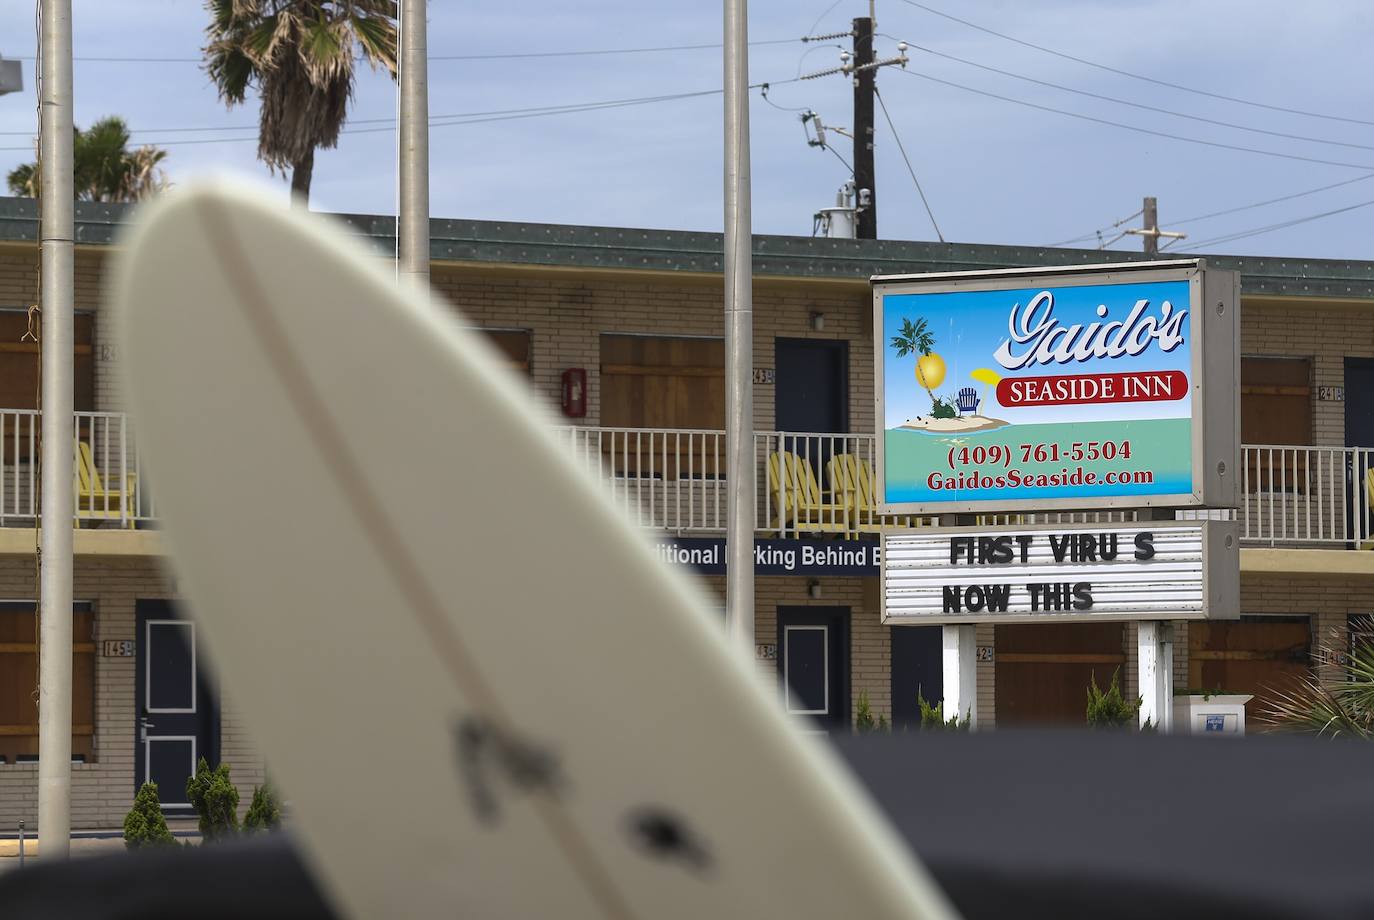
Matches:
[398,0,430,292]
[723,0,755,654]
[1127,196,1185,254]
[852,16,876,239]
[38,0,75,860]
[1141,196,1158,255]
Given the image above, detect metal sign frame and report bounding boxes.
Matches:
[873,259,1239,516]
[880,519,1240,626]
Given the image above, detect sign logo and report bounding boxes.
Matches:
[880,277,1199,510]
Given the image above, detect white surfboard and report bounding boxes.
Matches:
[112,180,958,920]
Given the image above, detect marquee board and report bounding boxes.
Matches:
[881,520,1240,625]
[873,261,1239,516]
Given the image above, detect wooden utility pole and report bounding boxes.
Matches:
[1142,196,1159,255]
[853,17,876,239]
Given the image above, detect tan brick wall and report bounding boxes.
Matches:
[429,270,873,433]
[0,555,263,831]
[1241,299,1374,448]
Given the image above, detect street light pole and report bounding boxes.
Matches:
[723,0,755,653]
[398,0,430,292]
[38,0,75,860]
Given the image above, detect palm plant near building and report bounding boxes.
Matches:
[6,116,167,201]
[203,0,398,205]
[1260,617,1374,738]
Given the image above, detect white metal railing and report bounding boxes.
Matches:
[0,409,153,528]
[1,415,1370,547]
[1242,444,1374,546]
[555,429,1374,547]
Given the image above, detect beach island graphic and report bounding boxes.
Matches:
[883,279,1193,505]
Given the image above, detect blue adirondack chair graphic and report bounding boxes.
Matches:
[957,387,980,415]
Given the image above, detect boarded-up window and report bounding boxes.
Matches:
[1242,356,1311,492]
[1188,616,1311,719]
[600,334,725,430]
[0,603,95,764]
[0,310,95,411]
[480,329,531,376]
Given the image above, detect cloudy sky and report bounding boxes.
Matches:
[1,1,1372,258]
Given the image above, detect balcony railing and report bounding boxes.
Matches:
[1241,444,1374,547]
[0,409,152,528]
[1,411,1369,549]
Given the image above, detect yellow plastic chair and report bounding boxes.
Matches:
[827,454,923,533]
[75,441,138,529]
[767,451,849,534]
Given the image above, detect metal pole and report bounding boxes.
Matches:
[38,0,75,860]
[398,0,430,292]
[723,0,755,652]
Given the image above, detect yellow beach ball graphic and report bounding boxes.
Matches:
[916,353,946,390]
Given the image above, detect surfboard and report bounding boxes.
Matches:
[111,180,958,920]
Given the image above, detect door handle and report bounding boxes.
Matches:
[139,717,155,741]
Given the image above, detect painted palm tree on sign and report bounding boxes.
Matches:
[6,116,168,202]
[203,0,398,206]
[890,316,947,413]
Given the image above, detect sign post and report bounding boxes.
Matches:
[873,260,1240,729]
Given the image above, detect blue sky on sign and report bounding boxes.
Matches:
[882,280,1193,428]
[1,1,1372,259]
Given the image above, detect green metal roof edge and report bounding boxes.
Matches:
[3,195,1373,300]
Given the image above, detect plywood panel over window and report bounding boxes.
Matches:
[1242,356,1311,492]
[994,622,1127,726]
[600,334,725,430]
[0,603,95,764]
[1188,616,1311,719]
[480,328,531,376]
[0,310,95,411]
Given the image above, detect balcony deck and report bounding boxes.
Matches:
[12,411,1374,559]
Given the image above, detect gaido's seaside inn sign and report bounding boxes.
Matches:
[873,260,1239,516]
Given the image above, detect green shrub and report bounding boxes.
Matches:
[1086,668,1142,729]
[243,781,283,833]
[930,398,957,420]
[186,757,239,842]
[917,693,970,731]
[854,690,891,733]
[123,781,176,849]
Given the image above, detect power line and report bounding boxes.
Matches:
[0,81,807,149]
[0,80,806,152]
[893,68,1374,172]
[882,36,1374,154]
[873,85,943,242]
[825,144,854,175]
[1180,198,1374,250]
[11,37,804,65]
[894,0,1374,128]
[1044,208,1142,247]
[1168,173,1374,226]
[1047,172,1374,249]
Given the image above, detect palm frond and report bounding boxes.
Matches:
[1259,617,1374,739]
[6,162,38,198]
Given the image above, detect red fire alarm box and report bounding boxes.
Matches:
[561,368,587,418]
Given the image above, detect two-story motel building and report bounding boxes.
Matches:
[0,194,1370,827]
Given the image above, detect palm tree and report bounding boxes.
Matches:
[203,0,398,206]
[6,116,168,201]
[890,316,947,412]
